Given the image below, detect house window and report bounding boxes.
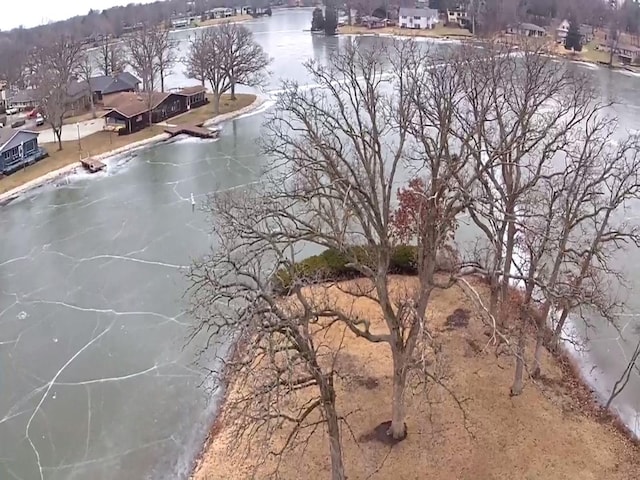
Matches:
[414,16,421,20]
[24,139,36,155]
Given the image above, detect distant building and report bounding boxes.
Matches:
[446,8,467,27]
[7,89,38,110]
[0,128,48,175]
[399,8,439,29]
[171,16,197,29]
[506,23,546,38]
[360,16,387,28]
[70,72,141,104]
[556,20,593,45]
[0,81,7,109]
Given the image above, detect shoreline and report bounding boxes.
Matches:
[189,274,640,479]
[339,27,640,73]
[0,94,266,206]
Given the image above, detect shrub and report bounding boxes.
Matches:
[272,245,418,294]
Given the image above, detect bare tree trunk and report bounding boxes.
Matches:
[532,324,545,378]
[500,213,517,324]
[606,339,640,410]
[510,315,527,395]
[389,349,408,440]
[55,128,62,151]
[230,79,236,100]
[213,93,221,114]
[323,384,346,480]
[88,89,96,119]
[160,71,165,92]
[551,308,569,351]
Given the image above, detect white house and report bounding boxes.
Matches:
[556,19,570,43]
[506,22,546,38]
[446,8,467,26]
[399,8,439,30]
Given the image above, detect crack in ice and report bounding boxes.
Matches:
[45,250,186,270]
[24,299,188,326]
[25,322,114,480]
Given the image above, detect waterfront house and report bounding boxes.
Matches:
[83,72,141,103]
[399,7,439,29]
[0,128,48,175]
[102,86,208,135]
[506,23,546,38]
[172,85,208,109]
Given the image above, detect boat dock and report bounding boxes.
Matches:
[164,124,219,139]
[80,157,106,173]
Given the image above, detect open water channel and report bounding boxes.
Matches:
[1,8,640,479]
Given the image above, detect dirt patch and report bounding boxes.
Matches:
[192,276,640,480]
[358,421,407,446]
[445,308,470,329]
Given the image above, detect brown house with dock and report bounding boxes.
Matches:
[102,86,208,135]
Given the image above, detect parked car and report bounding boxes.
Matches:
[6,107,18,115]
[11,119,26,128]
[35,114,45,126]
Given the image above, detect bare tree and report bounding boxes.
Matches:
[97,37,126,76]
[185,23,270,114]
[76,53,96,118]
[184,33,208,88]
[187,191,349,480]
[150,27,177,92]
[195,40,469,441]
[606,337,640,410]
[186,28,230,114]
[218,22,271,100]
[513,118,640,383]
[31,35,82,150]
[125,25,160,124]
[456,43,640,395]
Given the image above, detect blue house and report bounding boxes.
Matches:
[0,129,48,175]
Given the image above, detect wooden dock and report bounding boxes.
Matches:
[164,124,219,139]
[80,157,106,173]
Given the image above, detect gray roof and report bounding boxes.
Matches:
[518,22,546,33]
[8,89,38,103]
[68,72,141,99]
[399,7,438,17]
[0,128,39,151]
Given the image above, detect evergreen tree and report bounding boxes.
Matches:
[564,21,583,52]
[312,7,325,31]
[324,6,338,35]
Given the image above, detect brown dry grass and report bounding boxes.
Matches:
[0,94,256,195]
[0,126,165,195]
[172,94,256,126]
[192,276,639,480]
[338,25,473,38]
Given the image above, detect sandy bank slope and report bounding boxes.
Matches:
[192,276,639,480]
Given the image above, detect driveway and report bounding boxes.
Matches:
[36,118,104,144]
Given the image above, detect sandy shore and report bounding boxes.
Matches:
[191,276,640,480]
[0,94,266,205]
